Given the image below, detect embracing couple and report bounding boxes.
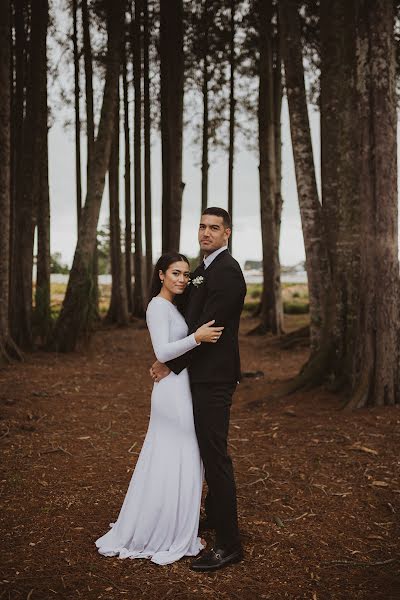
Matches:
[95,207,247,572]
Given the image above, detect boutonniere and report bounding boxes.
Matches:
[190,275,205,288]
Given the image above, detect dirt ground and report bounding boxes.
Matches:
[1,315,399,600]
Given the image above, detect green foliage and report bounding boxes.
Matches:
[50,252,69,274]
[97,226,111,275]
[283,302,309,315]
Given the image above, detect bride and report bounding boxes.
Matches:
[95,252,224,565]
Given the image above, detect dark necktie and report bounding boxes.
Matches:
[195,261,205,276]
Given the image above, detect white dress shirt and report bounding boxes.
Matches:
[203,245,228,269]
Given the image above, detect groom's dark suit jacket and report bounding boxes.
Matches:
[166,249,247,383]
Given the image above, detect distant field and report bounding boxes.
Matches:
[244,282,309,315]
[40,281,310,318]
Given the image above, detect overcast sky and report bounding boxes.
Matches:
[48,95,322,270]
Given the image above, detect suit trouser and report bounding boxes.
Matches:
[191,381,240,548]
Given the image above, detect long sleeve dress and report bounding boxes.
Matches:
[95,296,205,565]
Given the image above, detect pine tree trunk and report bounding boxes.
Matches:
[347,0,399,407]
[33,0,51,345]
[0,0,21,363]
[227,0,235,252]
[9,0,25,340]
[81,0,99,318]
[72,0,82,228]
[122,43,133,313]
[12,0,45,349]
[255,0,283,336]
[273,16,282,243]
[160,0,184,252]
[82,0,94,176]
[106,82,129,325]
[320,0,360,385]
[201,0,209,215]
[288,0,400,407]
[279,0,330,352]
[132,0,145,317]
[143,0,153,292]
[54,0,124,352]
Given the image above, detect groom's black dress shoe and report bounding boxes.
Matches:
[190,545,243,572]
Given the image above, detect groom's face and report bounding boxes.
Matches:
[198,215,231,256]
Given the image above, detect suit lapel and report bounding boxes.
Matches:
[203,248,229,275]
[185,249,229,326]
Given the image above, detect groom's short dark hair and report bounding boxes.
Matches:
[202,207,232,229]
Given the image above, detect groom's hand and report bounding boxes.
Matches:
[150,360,171,383]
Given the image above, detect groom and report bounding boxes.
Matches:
[150,207,246,572]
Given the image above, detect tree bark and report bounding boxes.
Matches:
[286,0,400,408]
[255,0,284,335]
[143,0,153,291]
[11,0,47,349]
[105,81,129,325]
[33,0,51,345]
[227,0,235,252]
[81,0,99,319]
[160,0,184,252]
[54,0,125,352]
[9,0,25,342]
[201,0,209,215]
[279,0,330,352]
[122,42,133,313]
[81,0,94,177]
[132,0,145,317]
[72,0,82,228]
[347,0,399,407]
[0,0,21,363]
[273,13,283,244]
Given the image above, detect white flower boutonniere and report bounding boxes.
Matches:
[190,275,205,288]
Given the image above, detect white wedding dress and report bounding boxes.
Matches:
[95,296,205,565]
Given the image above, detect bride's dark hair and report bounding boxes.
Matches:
[148,252,191,311]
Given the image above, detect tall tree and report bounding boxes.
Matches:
[272,13,283,264]
[11,0,49,349]
[33,0,51,345]
[122,37,133,312]
[345,0,399,407]
[106,82,129,325]
[0,0,21,363]
[279,0,330,352]
[81,0,94,177]
[54,0,125,351]
[160,0,184,252]
[132,0,145,316]
[255,0,283,335]
[288,0,400,408]
[10,0,26,326]
[81,0,100,318]
[227,0,235,252]
[72,0,82,227]
[143,0,153,288]
[200,0,210,214]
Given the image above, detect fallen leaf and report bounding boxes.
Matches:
[372,481,389,487]
[350,444,379,456]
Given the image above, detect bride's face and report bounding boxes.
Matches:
[160,261,191,296]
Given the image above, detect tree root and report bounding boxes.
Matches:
[271,345,332,397]
[277,325,310,349]
[0,335,23,366]
[344,364,371,411]
[247,322,270,336]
